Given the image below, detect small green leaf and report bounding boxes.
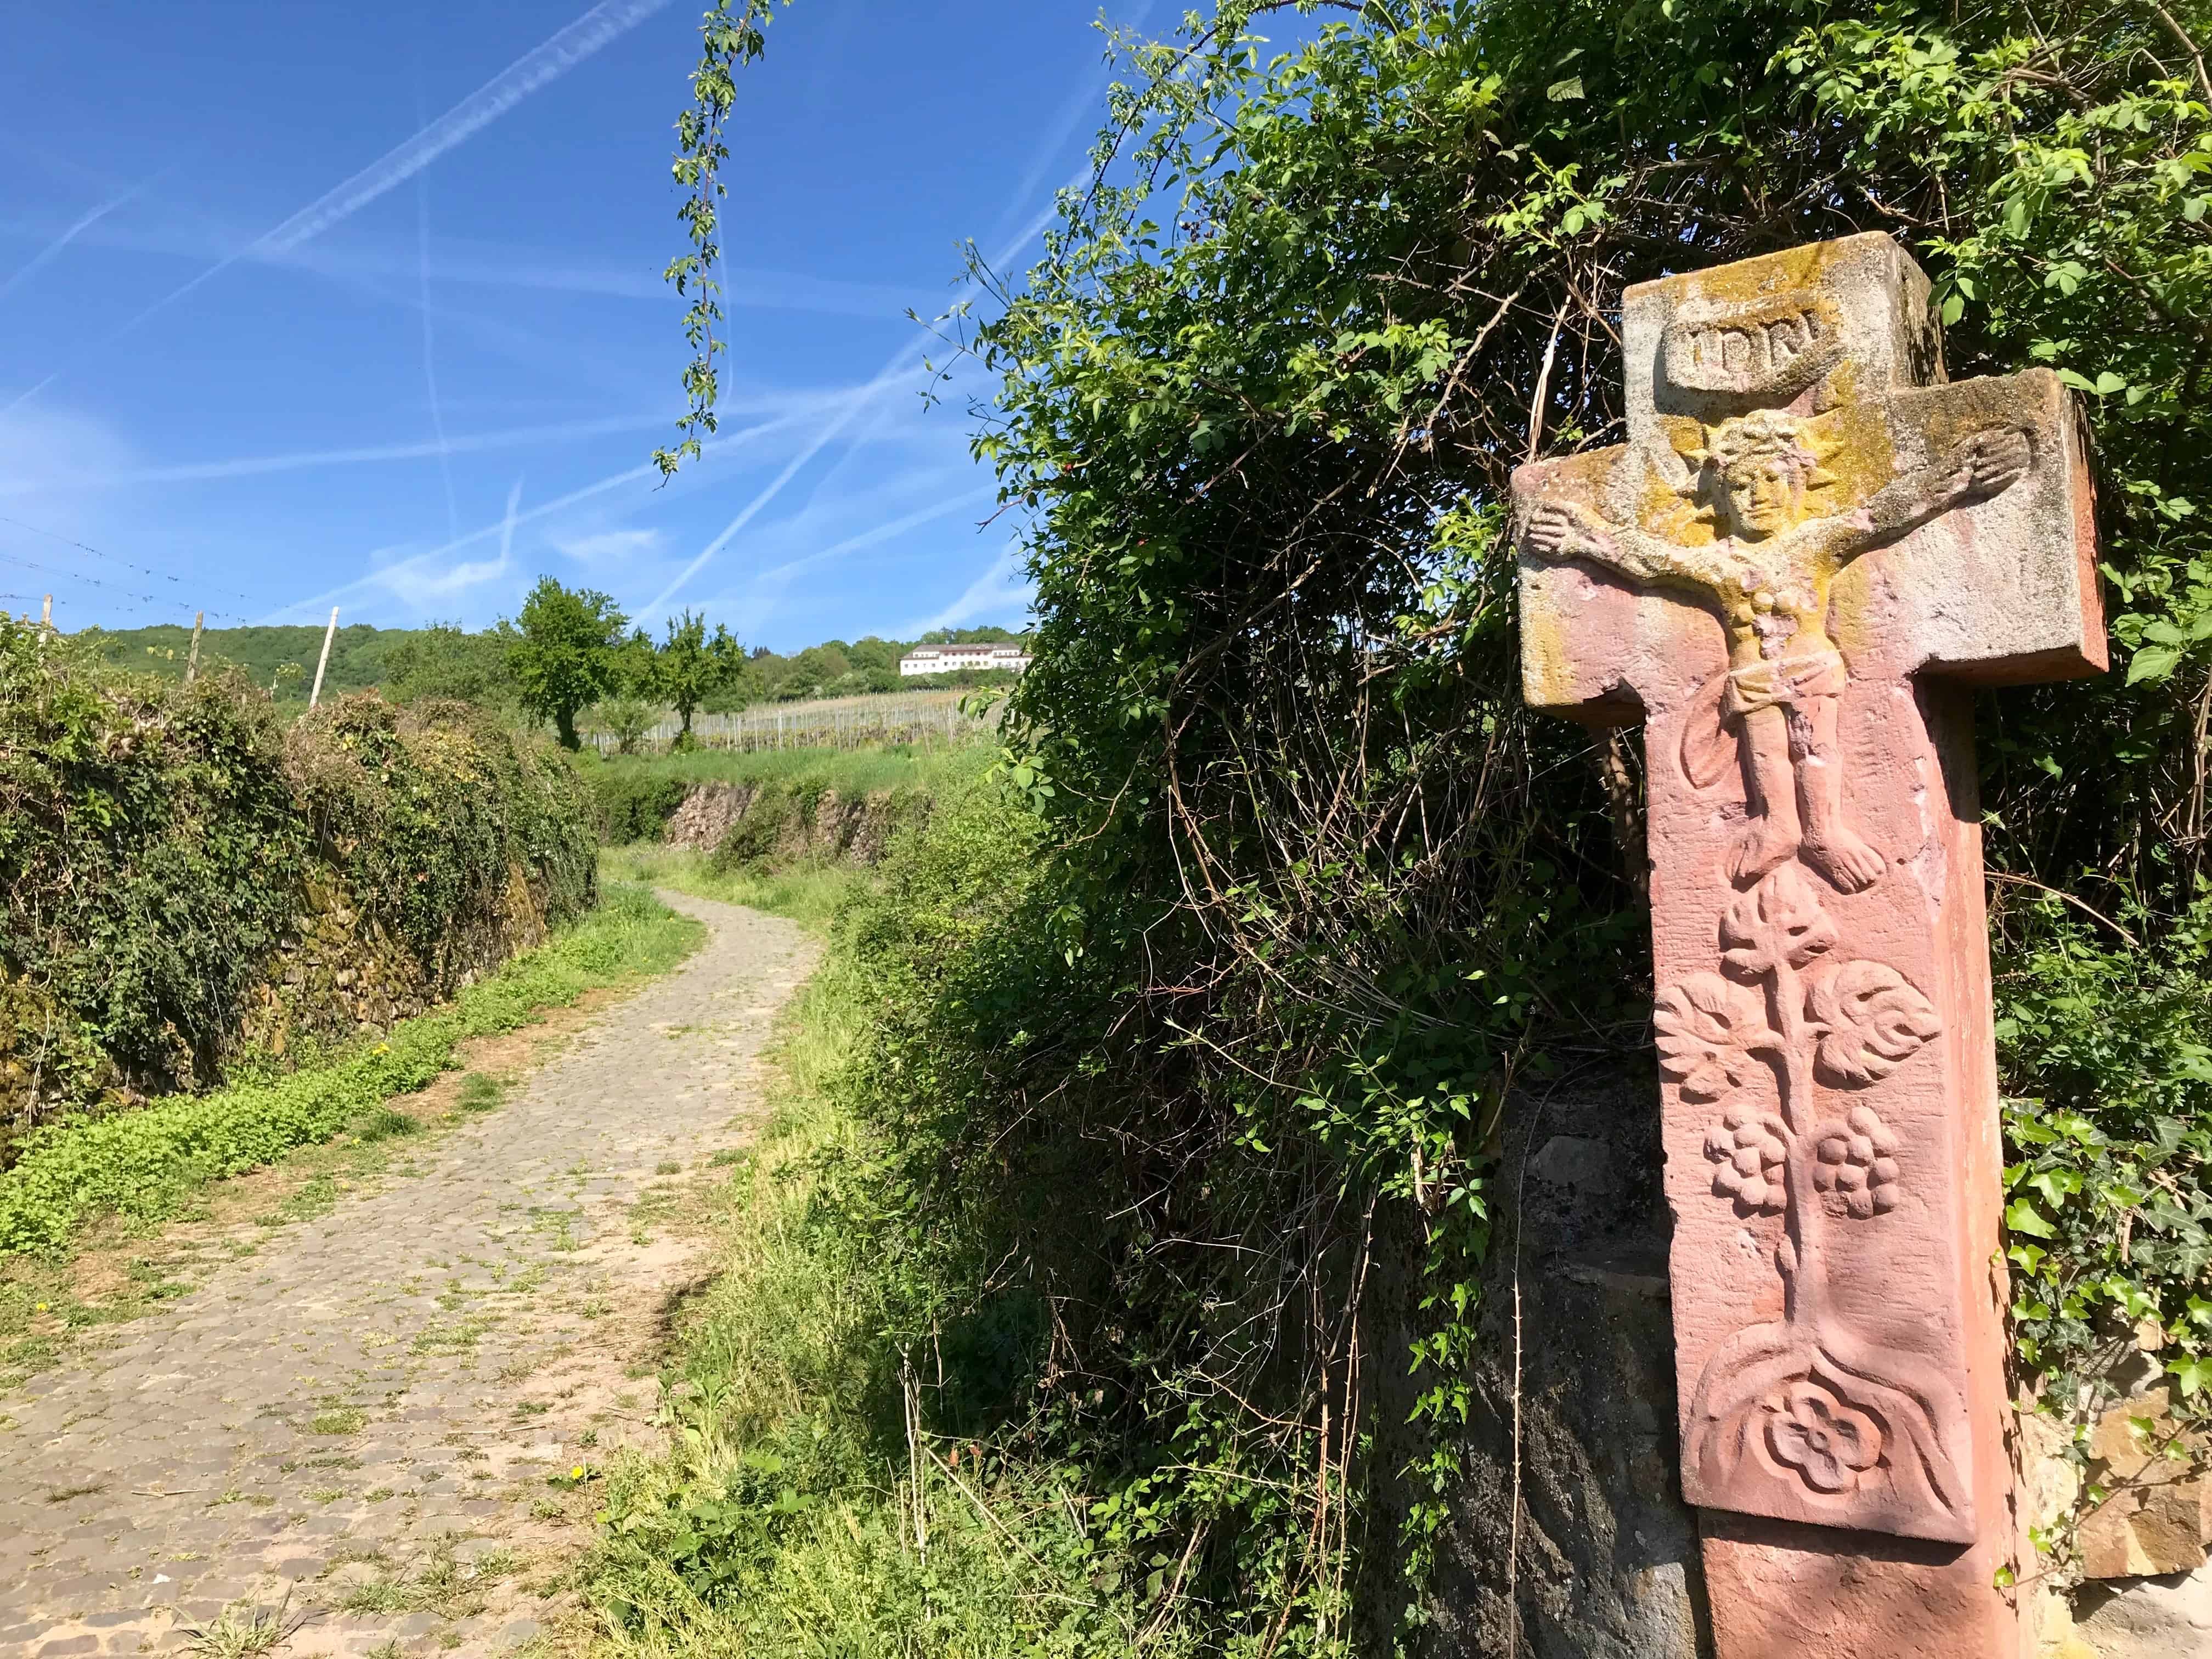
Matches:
[2128,646,2183,686]
[2006,1199,2057,1239]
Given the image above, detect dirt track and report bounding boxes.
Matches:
[0,892,815,1657]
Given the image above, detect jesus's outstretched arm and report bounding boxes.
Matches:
[1524,499,1742,596]
[1849,426,2033,556]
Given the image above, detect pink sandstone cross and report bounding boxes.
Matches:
[1511,232,2106,1658]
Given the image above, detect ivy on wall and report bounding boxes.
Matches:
[0,622,596,1149]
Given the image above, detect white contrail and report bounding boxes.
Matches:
[754,486,997,585]
[257,413,803,623]
[3,413,671,496]
[637,24,1132,619]
[903,541,1030,636]
[260,0,674,258]
[642,363,933,614]
[0,177,158,306]
[2,0,674,414]
[648,135,1099,613]
[642,200,1058,614]
[416,159,460,540]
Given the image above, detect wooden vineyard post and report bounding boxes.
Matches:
[309,607,339,709]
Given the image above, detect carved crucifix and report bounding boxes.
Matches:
[1511,233,2104,1658]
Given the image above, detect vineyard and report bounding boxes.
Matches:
[580,689,999,755]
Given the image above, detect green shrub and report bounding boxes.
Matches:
[589,838,1144,1657]
[0,623,595,1139]
[707,785,797,876]
[592,768,692,845]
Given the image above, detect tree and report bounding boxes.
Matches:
[647,609,744,744]
[383,622,516,708]
[507,578,627,749]
[598,695,658,754]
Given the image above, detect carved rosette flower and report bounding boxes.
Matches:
[1721,866,1838,981]
[1705,1109,1790,1214]
[1804,959,1942,1084]
[1655,973,1774,1102]
[1764,1380,1883,1495]
[1811,1105,1902,1218]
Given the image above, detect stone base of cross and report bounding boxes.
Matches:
[1512,233,2104,1658]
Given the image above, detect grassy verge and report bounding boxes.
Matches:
[0,883,702,1261]
[590,741,985,797]
[598,847,866,934]
[582,955,1133,1657]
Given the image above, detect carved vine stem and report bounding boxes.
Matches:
[1767,952,1830,1329]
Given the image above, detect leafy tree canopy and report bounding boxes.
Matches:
[647,608,745,740]
[508,578,628,749]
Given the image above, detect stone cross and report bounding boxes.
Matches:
[1511,233,2105,1659]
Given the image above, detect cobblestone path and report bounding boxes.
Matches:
[0,893,817,1658]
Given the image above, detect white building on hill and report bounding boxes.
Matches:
[899,642,1032,677]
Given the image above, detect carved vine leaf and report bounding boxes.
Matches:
[1721,866,1838,980]
[1655,973,1776,1102]
[1804,960,1942,1085]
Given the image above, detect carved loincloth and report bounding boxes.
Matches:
[1722,645,1847,720]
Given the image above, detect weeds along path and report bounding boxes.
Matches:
[0,892,818,1658]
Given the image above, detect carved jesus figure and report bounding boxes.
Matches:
[1525,409,2031,891]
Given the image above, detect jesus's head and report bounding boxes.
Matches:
[1695,410,1826,541]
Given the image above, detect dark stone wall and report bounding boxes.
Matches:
[1421,1071,1713,1658]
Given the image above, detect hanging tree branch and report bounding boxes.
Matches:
[656,0,793,478]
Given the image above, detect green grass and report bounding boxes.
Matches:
[588,740,989,800]
[582,952,1138,1658]
[597,847,866,934]
[0,884,703,1259]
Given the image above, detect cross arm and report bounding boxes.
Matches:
[1852,367,2107,685]
[1513,447,1724,725]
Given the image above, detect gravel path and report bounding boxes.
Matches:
[0,892,817,1658]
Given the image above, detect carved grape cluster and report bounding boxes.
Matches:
[1811,1106,1903,1218]
[1706,1110,1790,1214]
[1658,867,1937,1228]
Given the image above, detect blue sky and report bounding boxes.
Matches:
[0,0,1174,649]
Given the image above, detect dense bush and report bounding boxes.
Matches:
[592,766,693,844]
[0,622,596,1143]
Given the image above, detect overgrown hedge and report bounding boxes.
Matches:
[0,621,596,1148]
